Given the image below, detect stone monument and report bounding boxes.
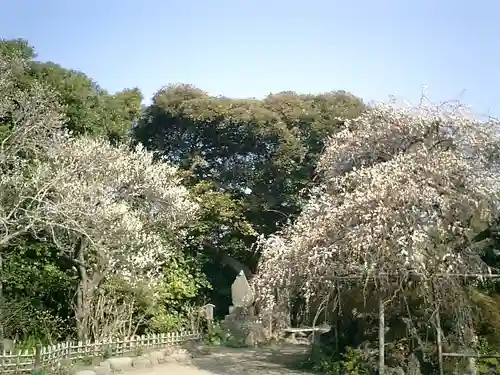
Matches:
[231,270,254,308]
[222,271,267,346]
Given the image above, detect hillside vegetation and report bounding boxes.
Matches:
[2,38,500,374]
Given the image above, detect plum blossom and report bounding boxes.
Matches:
[253,98,500,317]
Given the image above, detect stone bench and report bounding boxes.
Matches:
[283,326,330,341]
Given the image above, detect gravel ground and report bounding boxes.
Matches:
[132,345,314,375]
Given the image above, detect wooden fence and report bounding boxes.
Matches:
[0,330,202,374]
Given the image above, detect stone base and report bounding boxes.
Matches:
[222,306,267,347]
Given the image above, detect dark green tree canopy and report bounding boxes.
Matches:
[134,84,365,236]
[0,38,143,143]
[133,84,365,312]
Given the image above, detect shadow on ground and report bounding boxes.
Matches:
[187,344,315,375]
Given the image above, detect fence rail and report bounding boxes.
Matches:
[0,330,201,374]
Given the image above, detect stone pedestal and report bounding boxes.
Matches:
[222,306,267,347]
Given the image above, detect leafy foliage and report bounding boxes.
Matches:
[4,35,500,375]
[299,346,371,375]
[133,84,365,309]
[0,40,198,342]
[147,251,210,332]
[30,61,143,141]
[254,99,500,320]
[1,236,76,343]
[135,84,364,236]
[0,38,142,143]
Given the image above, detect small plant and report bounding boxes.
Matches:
[476,338,500,374]
[298,346,370,375]
[81,355,93,365]
[101,345,113,359]
[203,321,224,346]
[134,346,144,356]
[31,362,74,375]
[340,347,370,375]
[297,350,342,375]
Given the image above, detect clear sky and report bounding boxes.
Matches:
[1,0,499,115]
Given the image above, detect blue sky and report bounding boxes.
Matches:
[1,0,499,115]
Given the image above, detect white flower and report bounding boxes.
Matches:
[252,99,500,315]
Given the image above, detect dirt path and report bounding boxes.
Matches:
[133,345,314,375]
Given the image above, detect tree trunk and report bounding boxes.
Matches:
[379,298,385,375]
[435,307,444,375]
[0,249,4,343]
[74,238,89,341]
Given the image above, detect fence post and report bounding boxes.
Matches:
[34,344,42,370]
[435,306,444,375]
[378,298,385,375]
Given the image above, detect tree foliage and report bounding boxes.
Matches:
[133,84,365,309]
[253,99,500,365]
[30,61,143,141]
[135,84,364,234]
[5,35,500,374]
[0,40,198,341]
[0,38,142,143]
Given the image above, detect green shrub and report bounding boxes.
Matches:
[299,346,370,375]
[477,337,500,374]
[203,321,225,346]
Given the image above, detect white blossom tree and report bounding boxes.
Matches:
[0,44,69,340]
[0,49,198,340]
[253,98,500,338]
[1,136,198,339]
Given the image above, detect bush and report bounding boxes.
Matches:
[299,346,371,375]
